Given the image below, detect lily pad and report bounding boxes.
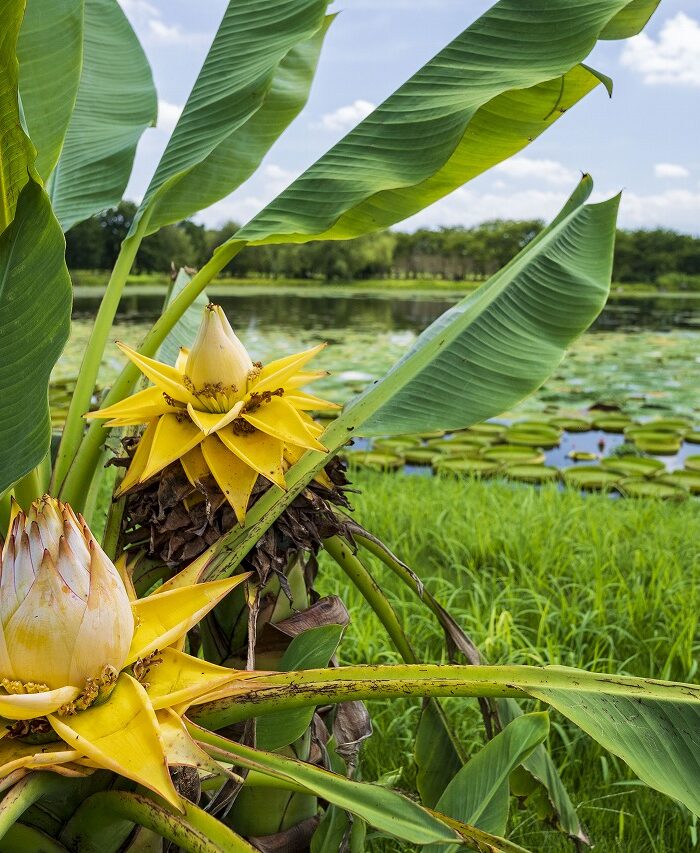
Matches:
[685,432,700,445]
[550,416,591,432]
[619,478,688,500]
[503,464,560,484]
[463,422,506,438]
[562,466,620,491]
[403,448,440,466]
[503,425,561,449]
[600,456,665,477]
[686,455,700,472]
[644,417,692,432]
[442,434,493,448]
[482,445,546,465]
[567,450,599,461]
[631,433,682,455]
[657,471,700,495]
[591,415,634,433]
[434,457,500,477]
[373,437,421,453]
[346,451,404,471]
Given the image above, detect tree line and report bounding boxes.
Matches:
[66,201,700,287]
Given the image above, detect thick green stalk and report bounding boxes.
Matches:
[58,243,243,510]
[323,535,418,663]
[53,235,141,494]
[190,663,524,730]
[11,462,45,509]
[61,791,256,853]
[0,773,65,841]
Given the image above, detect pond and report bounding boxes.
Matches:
[52,286,700,430]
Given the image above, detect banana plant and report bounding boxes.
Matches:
[5,0,696,850]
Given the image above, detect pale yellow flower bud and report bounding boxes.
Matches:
[186,304,253,396]
[0,497,134,690]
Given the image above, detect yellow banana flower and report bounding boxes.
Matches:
[0,497,255,809]
[86,304,340,523]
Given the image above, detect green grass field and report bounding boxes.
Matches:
[316,470,700,852]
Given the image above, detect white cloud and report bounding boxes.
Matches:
[157,100,183,133]
[620,12,700,87]
[617,189,700,229]
[148,19,209,46]
[318,99,376,132]
[654,162,690,179]
[494,157,578,186]
[118,0,158,21]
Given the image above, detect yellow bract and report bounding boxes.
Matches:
[0,497,253,810]
[86,304,339,522]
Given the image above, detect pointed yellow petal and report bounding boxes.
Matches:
[156,550,213,594]
[49,674,181,811]
[0,686,80,721]
[145,647,243,710]
[201,436,257,524]
[284,391,340,412]
[116,342,197,406]
[285,370,328,390]
[217,428,285,489]
[186,401,244,437]
[157,709,226,776]
[180,445,210,489]
[127,575,249,664]
[254,344,325,394]
[115,418,159,497]
[85,386,177,423]
[140,415,206,483]
[243,398,327,453]
[175,347,190,373]
[0,739,83,780]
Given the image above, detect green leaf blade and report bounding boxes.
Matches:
[18,0,83,180]
[134,0,332,237]
[48,0,156,231]
[0,179,72,493]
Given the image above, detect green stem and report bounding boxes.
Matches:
[0,773,65,841]
[322,536,417,664]
[53,235,141,495]
[59,244,243,510]
[12,463,44,509]
[102,492,126,560]
[190,663,524,730]
[61,791,256,853]
[0,824,68,853]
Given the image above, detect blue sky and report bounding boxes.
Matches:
[120,0,700,234]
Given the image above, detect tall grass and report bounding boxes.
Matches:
[317,471,700,852]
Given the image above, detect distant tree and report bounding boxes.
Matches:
[65,216,105,269]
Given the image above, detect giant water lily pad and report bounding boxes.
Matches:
[600,456,665,478]
[685,432,700,445]
[482,445,546,465]
[373,437,421,454]
[404,448,440,465]
[631,433,682,455]
[591,415,634,433]
[644,417,692,432]
[686,455,700,472]
[619,478,688,500]
[658,471,700,495]
[347,451,404,471]
[562,466,620,491]
[503,464,559,484]
[503,424,561,448]
[434,457,500,477]
[550,416,591,432]
[464,422,506,438]
[567,450,599,461]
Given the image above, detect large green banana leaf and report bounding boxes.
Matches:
[208,179,617,568]
[47,0,156,231]
[0,0,36,233]
[208,0,657,253]
[0,179,72,494]
[191,662,700,819]
[17,0,83,181]
[130,0,333,239]
[0,1,72,494]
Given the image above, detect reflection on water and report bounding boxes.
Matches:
[72,287,700,334]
